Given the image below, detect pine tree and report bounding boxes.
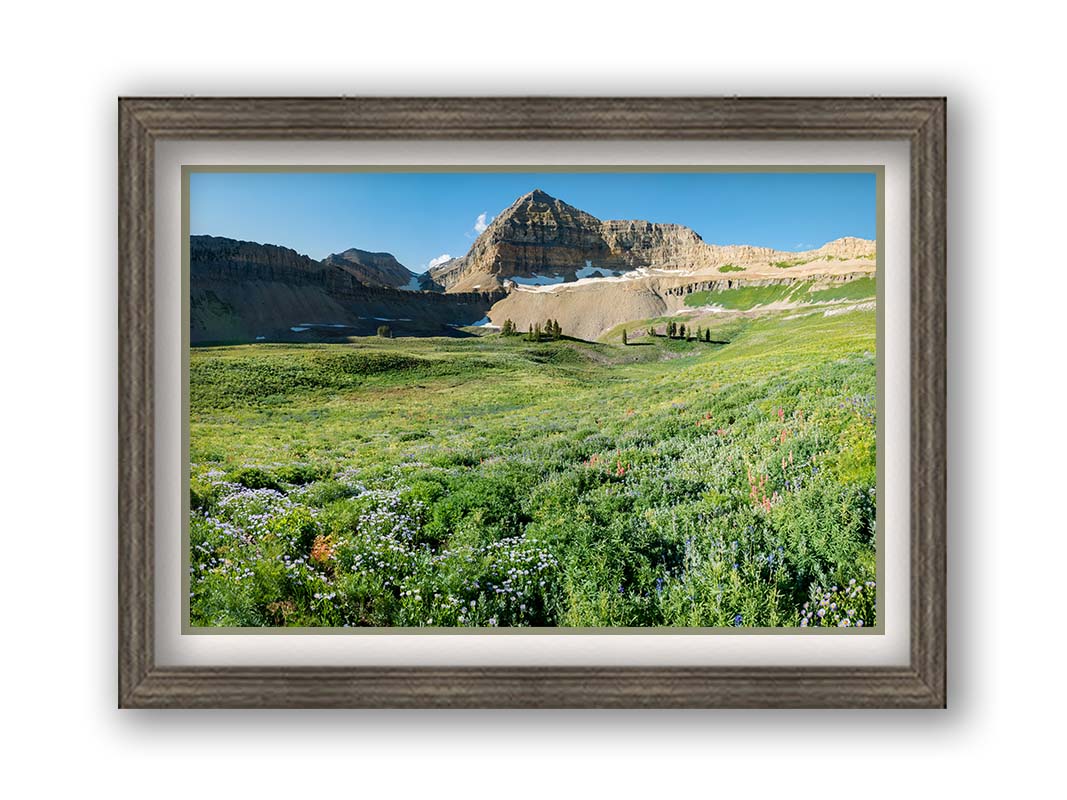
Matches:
[648,326,655,337]
[679,323,686,340]
[622,329,628,345]
[377,324,391,338]
[668,321,676,338]
[704,328,711,342]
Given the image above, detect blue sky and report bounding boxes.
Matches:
[190,171,876,274]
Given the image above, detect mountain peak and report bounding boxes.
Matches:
[322,247,416,289]
[499,188,591,222]
[507,188,580,213]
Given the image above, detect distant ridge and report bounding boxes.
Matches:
[189,235,503,343]
[322,248,424,291]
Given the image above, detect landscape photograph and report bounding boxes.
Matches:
[187,170,879,629]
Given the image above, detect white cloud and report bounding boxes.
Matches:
[426,253,452,270]
[473,212,492,234]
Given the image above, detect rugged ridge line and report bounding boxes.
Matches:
[190,235,504,343]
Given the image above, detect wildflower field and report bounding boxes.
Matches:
[189,307,877,628]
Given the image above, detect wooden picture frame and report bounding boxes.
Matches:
[118,96,946,708]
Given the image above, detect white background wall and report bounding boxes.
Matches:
[2,1,1061,796]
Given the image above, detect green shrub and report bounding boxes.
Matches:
[231,467,284,491]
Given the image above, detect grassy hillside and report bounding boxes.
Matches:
[683,282,813,309]
[189,308,877,628]
[683,275,875,311]
[808,276,876,302]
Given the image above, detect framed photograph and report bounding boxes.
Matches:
[119,97,945,708]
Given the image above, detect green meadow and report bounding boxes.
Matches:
[682,277,877,311]
[683,282,812,310]
[189,305,877,628]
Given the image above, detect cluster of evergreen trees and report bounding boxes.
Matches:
[646,322,713,342]
[498,317,716,346]
[500,318,562,342]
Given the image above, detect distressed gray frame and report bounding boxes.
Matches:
[119,97,946,708]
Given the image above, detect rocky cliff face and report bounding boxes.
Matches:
[428,190,611,291]
[191,235,329,281]
[598,219,710,269]
[428,189,876,293]
[322,248,420,290]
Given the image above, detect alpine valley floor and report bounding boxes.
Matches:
[189,302,877,628]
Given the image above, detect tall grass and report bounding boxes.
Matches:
[189,308,877,628]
